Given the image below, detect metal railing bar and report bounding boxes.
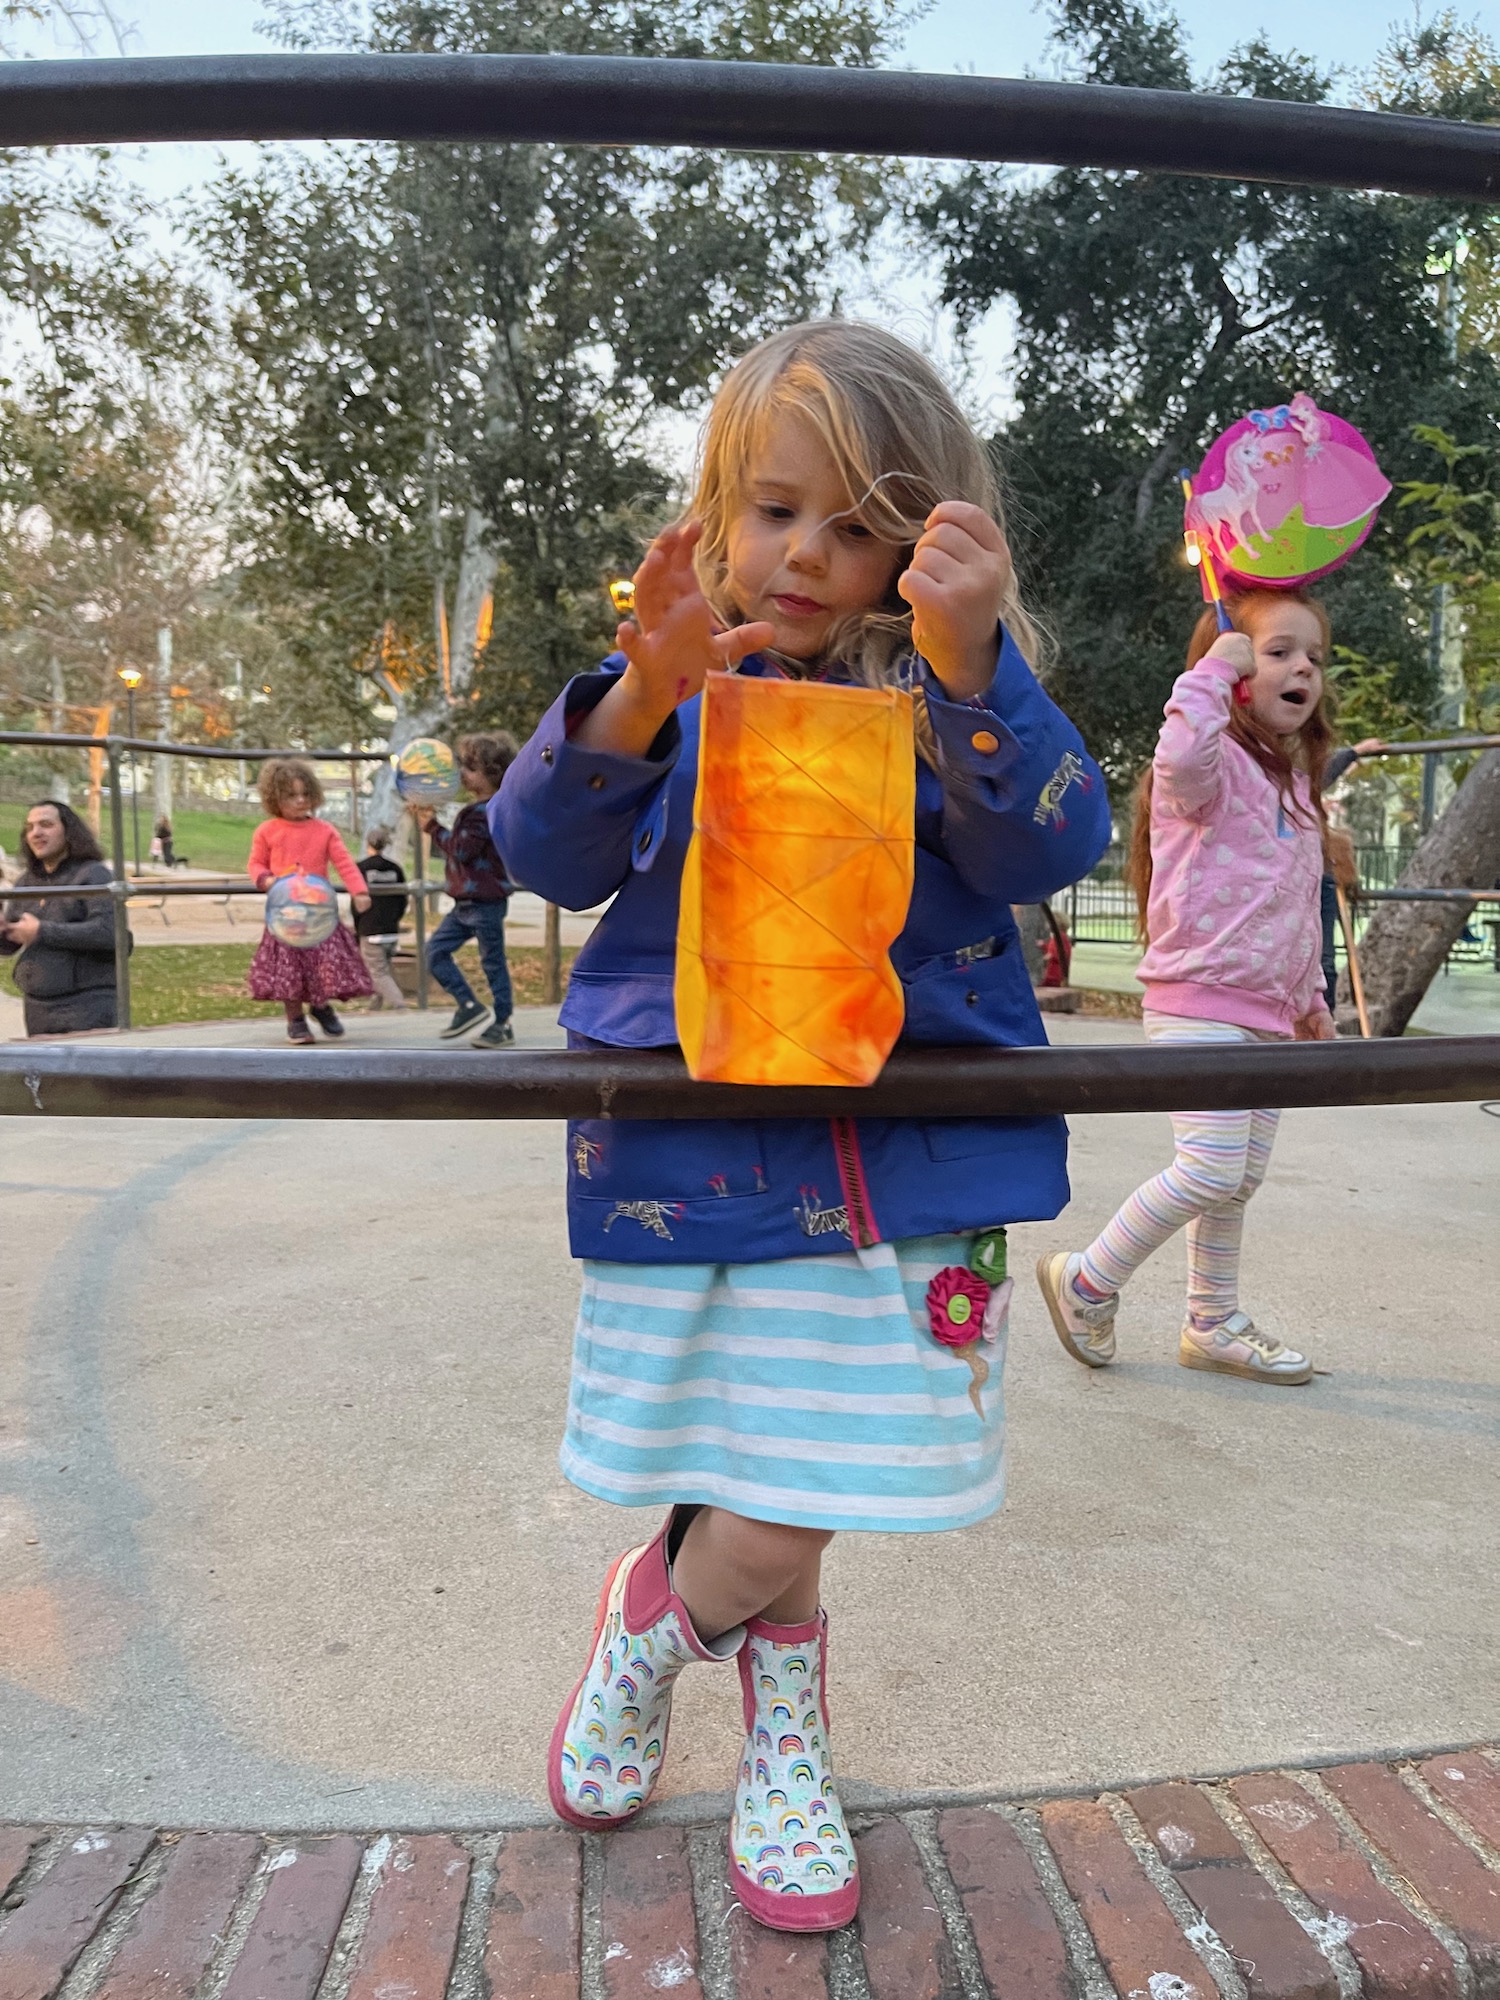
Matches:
[0,728,386,761]
[1,877,454,900]
[0,55,1495,198]
[1353,736,1500,758]
[1357,888,1500,903]
[1,1037,1497,1123]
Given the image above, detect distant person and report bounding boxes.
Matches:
[1038,589,1336,1388]
[153,814,176,868]
[355,825,410,1011]
[0,800,125,1036]
[411,732,517,1049]
[247,758,372,1045]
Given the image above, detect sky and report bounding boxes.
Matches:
[7,0,1490,436]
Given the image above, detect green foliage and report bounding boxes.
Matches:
[914,0,1500,782]
[205,0,904,745]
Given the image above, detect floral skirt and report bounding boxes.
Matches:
[561,1235,1009,1534]
[247,924,373,1006]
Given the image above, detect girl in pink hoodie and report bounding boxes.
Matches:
[1038,589,1336,1385]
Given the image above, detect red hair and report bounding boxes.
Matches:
[1127,589,1334,933]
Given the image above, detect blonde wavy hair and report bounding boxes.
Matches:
[690,320,1041,685]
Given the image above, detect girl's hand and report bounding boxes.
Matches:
[1296,1008,1337,1041]
[577,522,773,757]
[1206,632,1255,679]
[1353,738,1385,756]
[7,912,39,946]
[353,893,372,914]
[897,502,1012,701]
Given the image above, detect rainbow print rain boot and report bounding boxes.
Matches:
[548,1511,743,1830]
[728,1611,859,1932]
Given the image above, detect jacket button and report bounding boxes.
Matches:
[965,989,979,1006]
[588,773,606,791]
[541,744,554,765]
[970,730,1000,754]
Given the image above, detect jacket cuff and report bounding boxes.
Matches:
[539,668,683,809]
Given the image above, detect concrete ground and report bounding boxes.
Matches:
[1,1010,1496,1833]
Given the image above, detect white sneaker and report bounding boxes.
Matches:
[1178,1312,1312,1385]
[1036,1252,1118,1368]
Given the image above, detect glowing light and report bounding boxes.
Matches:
[1184,539,1203,567]
[608,578,637,616]
[116,665,143,689]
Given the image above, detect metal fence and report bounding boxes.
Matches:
[2,53,1498,1117]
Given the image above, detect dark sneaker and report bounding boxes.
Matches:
[287,1015,314,1046]
[440,999,491,1040]
[309,1005,345,1038]
[472,1018,515,1049]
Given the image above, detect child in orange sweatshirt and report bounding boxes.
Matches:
[248,758,373,1043]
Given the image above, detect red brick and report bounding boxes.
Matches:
[1128,1782,1335,2000]
[1419,1755,1500,1854]
[92,1833,260,2000]
[855,1817,954,2000]
[705,1857,830,2000]
[484,1828,580,2000]
[0,1832,40,1905]
[0,1827,154,2000]
[344,1836,469,2000]
[1233,1774,1458,2000]
[599,1824,701,2000]
[1323,1761,1500,1989]
[935,1807,1072,2000]
[1041,1797,1213,2000]
[219,1835,360,2000]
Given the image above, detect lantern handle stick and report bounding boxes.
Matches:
[1180,468,1251,705]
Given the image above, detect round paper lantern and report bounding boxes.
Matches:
[266,871,339,949]
[393,736,458,805]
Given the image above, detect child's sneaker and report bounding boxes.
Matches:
[440,998,490,1039]
[472,1017,515,1049]
[1035,1252,1118,1368]
[1178,1312,1312,1385]
[309,1005,345,1038]
[548,1512,743,1831]
[287,1015,314,1046]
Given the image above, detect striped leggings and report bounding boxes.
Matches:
[1078,1012,1283,1327]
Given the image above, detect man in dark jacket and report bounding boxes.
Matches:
[0,800,125,1035]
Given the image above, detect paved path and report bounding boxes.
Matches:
[2,1747,1498,1997]
[2,1017,1496,1839]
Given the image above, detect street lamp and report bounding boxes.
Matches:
[117,665,143,876]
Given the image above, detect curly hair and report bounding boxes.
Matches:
[456,732,518,790]
[258,758,324,816]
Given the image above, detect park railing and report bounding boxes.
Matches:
[2,1035,1499,1122]
[2,52,1498,1118]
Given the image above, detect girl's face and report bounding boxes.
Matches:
[723,409,903,661]
[282,781,313,820]
[24,805,67,865]
[1244,602,1326,738]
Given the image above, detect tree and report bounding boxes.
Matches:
[205,0,903,820]
[913,0,1500,788]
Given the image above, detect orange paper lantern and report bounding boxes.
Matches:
[676,673,916,1086]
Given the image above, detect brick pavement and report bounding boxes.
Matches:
[1,1749,1496,1999]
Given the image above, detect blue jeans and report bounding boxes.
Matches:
[428,898,513,1020]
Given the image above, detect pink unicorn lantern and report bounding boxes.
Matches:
[1184,394,1390,593]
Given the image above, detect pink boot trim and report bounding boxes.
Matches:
[728,1607,859,1932]
[548,1515,741,1833]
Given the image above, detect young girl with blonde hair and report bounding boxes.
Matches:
[1038,588,1336,1386]
[247,758,372,1042]
[496,320,1111,1932]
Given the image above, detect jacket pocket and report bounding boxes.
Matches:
[568,1117,769,1205]
[14,945,79,1000]
[900,933,1040,1048]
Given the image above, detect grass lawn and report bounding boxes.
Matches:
[2,938,576,1027]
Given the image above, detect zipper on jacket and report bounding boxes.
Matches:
[830,1117,880,1248]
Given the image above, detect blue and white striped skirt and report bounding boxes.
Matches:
[560,1235,1008,1534]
